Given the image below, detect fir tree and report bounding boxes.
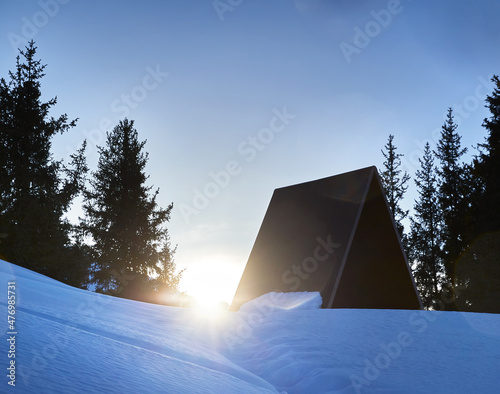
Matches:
[0,41,88,286]
[435,108,467,259]
[476,75,500,233]
[82,118,180,302]
[434,108,467,308]
[379,134,410,243]
[409,143,443,308]
[458,76,500,313]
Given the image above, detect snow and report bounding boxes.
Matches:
[1,259,499,393]
[238,291,323,314]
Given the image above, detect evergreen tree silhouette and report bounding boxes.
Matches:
[0,41,88,286]
[434,108,467,308]
[409,143,443,308]
[379,134,410,249]
[477,76,500,234]
[82,118,180,302]
[458,76,500,313]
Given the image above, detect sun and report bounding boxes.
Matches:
[191,294,229,313]
[179,258,242,312]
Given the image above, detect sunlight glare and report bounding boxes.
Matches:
[192,295,229,314]
[180,258,242,314]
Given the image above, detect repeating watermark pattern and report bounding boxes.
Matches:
[6,282,17,387]
[224,234,340,353]
[213,0,243,21]
[339,0,405,63]
[64,64,168,159]
[401,75,493,173]
[16,271,131,387]
[350,331,413,393]
[223,291,285,353]
[349,284,466,393]
[282,235,341,291]
[179,106,296,224]
[110,65,168,119]
[8,0,71,52]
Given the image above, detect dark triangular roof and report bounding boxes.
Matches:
[230,166,422,311]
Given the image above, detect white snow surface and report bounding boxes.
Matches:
[1,259,499,393]
[238,291,323,314]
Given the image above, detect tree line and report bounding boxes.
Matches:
[380,77,500,313]
[2,42,499,313]
[0,41,181,304]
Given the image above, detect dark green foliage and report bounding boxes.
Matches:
[409,143,443,308]
[0,41,89,287]
[379,134,410,243]
[81,118,181,303]
[404,80,500,313]
[458,76,500,313]
[456,232,500,313]
[434,108,468,307]
[476,76,500,233]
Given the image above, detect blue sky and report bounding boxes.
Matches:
[1,0,499,304]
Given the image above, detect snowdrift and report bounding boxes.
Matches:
[1,259,499,393]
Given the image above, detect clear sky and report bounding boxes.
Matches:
[1,0,499,305]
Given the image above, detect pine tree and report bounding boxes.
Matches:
[379,134,410,242]
[477,75,500,233]
[0,75,11,245]
[409,143,443,308]
[434,108,467,307]
[457,76,500,313]
[0,41,88,286]
[82,118,180,302]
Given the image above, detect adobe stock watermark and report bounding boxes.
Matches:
[64,64,168,159]
[282,235,341,290]
[179,106,296,224]
[8,0,71,51]
[349,284,466,393]
[17,270,130,387]
[401,75,493,173]
[350,330,413,393]
[213,0,243,22]
[340,0,405,63]
[223,291,286,353]
[223,234,340,353]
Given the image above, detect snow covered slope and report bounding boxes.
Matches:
[1,259,499,393]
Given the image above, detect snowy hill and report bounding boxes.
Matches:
[1,260,499,393]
